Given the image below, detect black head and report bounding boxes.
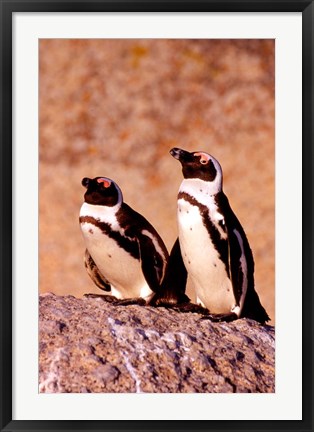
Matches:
[170,147,222,185]
[82,177,122,206]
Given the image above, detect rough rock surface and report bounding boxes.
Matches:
[39,293,275,393]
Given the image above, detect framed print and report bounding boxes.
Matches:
[1,1,313,431]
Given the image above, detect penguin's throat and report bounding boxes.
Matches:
[179,178,221,201]
[80,201,122,221]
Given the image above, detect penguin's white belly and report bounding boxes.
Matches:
[81,222,153,300]
[177,199,234,314]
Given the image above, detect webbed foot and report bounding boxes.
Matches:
[201,312,238,322]
[84,293,118,303]
[112,297,146,306]
[84,293,146,306]
[172,302,209,315]
[149,293,190,308]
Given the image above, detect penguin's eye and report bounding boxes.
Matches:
[194,152,210,165]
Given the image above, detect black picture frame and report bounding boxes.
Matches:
[0,1,313,431]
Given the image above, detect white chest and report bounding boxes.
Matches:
[177,198,234,314]
[80,203,153,300]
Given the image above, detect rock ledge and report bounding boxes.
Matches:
[39,293,275,393]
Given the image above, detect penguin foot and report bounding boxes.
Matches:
[111,297,147,306]
[84,293,118,303]
[172,302,209,315]
[83,294,146,306]
[201,312,238,322]
[149,293,190,308]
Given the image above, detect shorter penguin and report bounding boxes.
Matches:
[79,177,169,305]
[159,148,270,324]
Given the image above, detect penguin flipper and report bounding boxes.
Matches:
[225,227,249,316]
[225,219,270,324]
[84,249,111,292]
[150,238,190,307]
[134,232,166,294]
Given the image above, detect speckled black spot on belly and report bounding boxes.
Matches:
[178,191,230,277]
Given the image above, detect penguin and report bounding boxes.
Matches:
[159,147,270,324]
[79,176,169,305]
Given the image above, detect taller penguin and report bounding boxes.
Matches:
[158,148,269,323]
[79,176,169,305]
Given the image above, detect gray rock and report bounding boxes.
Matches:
[39,293,275,393]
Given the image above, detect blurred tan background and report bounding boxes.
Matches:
[39,39,275,324]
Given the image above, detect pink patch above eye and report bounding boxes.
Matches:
[194,152,210,163]
[97,178,111,188]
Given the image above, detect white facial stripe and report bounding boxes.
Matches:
[233,229,248,314]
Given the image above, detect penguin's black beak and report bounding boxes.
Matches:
[170,147,192,163]
[170,147,181,159]
[82,177,91,188]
